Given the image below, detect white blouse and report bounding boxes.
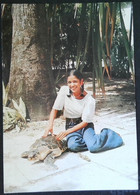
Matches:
[53,86,95,123]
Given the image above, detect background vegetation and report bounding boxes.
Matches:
[2,2,134,126]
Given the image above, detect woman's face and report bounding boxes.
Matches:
[67,75,83,94]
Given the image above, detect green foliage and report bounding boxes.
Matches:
[46,3,79,70]
[111,27,130,78]
[3,2,134,99]
[3,83,27,132]
[110,2,134,79]
[119,3,134,79]
[12,97,26,122]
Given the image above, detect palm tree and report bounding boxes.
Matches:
[76,2,134,95]
[119,2,134,80]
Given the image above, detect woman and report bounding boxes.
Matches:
[43,70,123,152]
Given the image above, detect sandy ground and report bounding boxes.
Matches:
[3,78,138,193]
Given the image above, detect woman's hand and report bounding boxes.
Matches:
[56,131,68,141]
[42,109,58,138]
[42,126,53,138]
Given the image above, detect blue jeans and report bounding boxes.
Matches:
[66,123,123,153]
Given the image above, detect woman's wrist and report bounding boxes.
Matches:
[44,125,53,134]
[66,128,74,135]
[48,123,53,129]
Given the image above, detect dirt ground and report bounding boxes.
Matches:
[3,77,137,193]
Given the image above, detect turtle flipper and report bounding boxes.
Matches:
[37,146,52,161]
[21,151,29,158]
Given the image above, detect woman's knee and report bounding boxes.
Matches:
[67,133,85,152]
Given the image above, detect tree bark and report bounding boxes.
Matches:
[9,4,56,121]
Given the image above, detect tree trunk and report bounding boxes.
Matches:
[9,4,56,121]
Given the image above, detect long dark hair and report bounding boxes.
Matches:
[67,69,85,97]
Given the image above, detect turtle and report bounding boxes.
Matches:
[21,134,68,162]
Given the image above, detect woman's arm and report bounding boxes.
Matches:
[42,109,58,138]
[67,121,88,134]
[56,121,88,140]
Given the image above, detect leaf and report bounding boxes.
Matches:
[12,99,20,111]
[3,107,17,131]
[19,97,26,119]
[12,98,26,121]
[3,97,27,132]
[1,4,6,17]
[74,3,81,18]
[3,107,17,119]
[105,5,110,57]
[81,3,92,71]
[110,2,117,49]
[119,3,134,78]
[3,82,8,106]
[76,3,87,69]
